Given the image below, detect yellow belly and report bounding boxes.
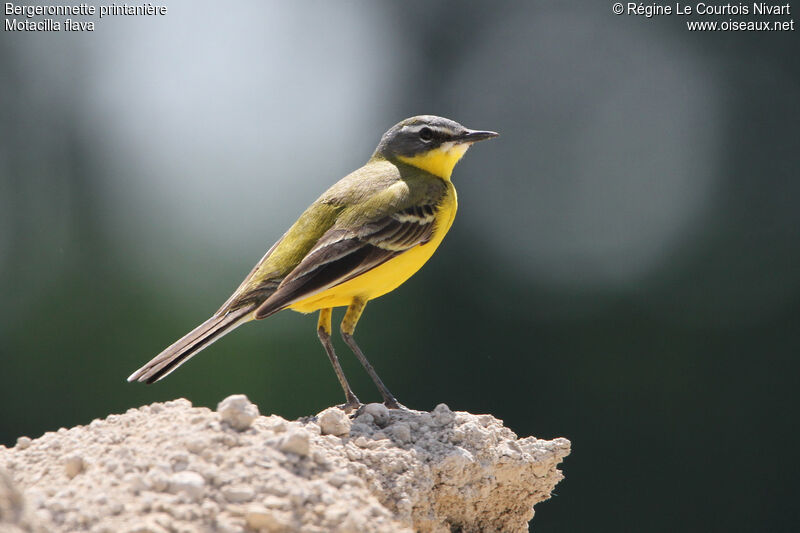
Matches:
[288,183,457,312]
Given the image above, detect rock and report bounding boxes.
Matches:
[217,394,259,431]
[362,403,390,428]
[432,403,455,426]
[244,506,293,531]
[279,428,310,457]
[389,422,411,443]
[124,518,170,533]
[63,455,85,479]
[0,469,29,528]
[167,471,205,500]
[0,396,569,533]
[222,484,254,503]
[318,407,351,436]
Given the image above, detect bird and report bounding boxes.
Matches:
[127,115,498,410]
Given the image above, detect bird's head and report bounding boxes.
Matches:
[373,115,498,180]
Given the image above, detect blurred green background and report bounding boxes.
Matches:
[2,1,799,531]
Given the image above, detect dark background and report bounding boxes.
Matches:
[2,2,798,531]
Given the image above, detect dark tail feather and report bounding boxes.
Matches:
[127,307,253,384]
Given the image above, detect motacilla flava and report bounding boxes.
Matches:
[128,115,498,409]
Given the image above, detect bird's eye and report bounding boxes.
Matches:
[419,127,434,142]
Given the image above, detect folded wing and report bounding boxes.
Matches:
[254,202,439,319]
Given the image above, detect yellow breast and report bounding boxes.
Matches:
[289,183,457,312]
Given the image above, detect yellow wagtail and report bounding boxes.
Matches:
[128,115,498,409]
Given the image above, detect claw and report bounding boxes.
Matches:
[383,399,402,410]
[338,399,362,414]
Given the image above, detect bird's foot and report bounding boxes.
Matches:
[337,395,362,414]
[383,398,404,410]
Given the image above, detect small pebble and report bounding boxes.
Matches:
[145,469,168,492]
[362,403,390,428]
[353,413,373,427]
[432,403,455,426]
[215,516,246,533]
[64,455,85,479]
[279,429,310,457]
[390,423,412,443]
[222,484,255,503]
[318,407,351,436]
[217,394,259,431]
[245,506,292,531]
[125,518,169,533]
[167,471,205,500]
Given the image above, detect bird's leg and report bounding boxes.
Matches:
[317,308,361,412]
[341,298,400,409]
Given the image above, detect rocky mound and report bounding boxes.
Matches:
[0,396,570,532]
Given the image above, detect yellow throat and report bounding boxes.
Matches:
[397,142,471,180]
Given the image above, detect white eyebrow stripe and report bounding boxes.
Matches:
[402,124,454,135]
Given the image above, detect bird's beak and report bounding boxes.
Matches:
[457,129,500,143]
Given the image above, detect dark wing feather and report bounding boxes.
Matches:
[254,205,437,318]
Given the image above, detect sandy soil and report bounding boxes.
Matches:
[0,395,569,532]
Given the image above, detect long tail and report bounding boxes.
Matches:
[127,306,254,384]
